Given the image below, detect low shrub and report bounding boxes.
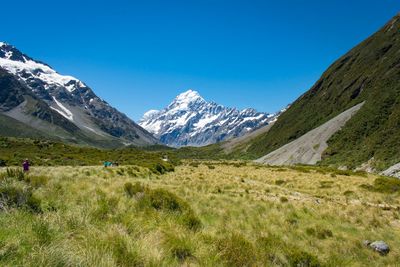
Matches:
[0,241,18,260]
[189,162,199,168]
[285,212,299,226]
[0,159,6,167]
[275,180,286,186]
[164,234,194,262]
[319,181,334,189]
[25,175,49,188]
[137,187,202,230]
[305,226,333,239]
[359,177,400,193]
[216,233,257,267]
[330,169,367,177]
[316,227,333,239]
[291,166,311,173]
[116,169,125,176]
[32,220,53,245]
[306,227,316,236]
[373,177,400,193]
[343,190,355,196]
[233,162,246,168]
[145,189,187,212]
[180,211,202,231]
[110,235,142,267]
[287,248,321,267]
[124,182,144,197]
[258,234,321,266]
[280,196,289,203]
[150,162,175,175]
[359,183,374,191]
[6,168,25,181]
[92,191,119,220]
[0,181,41,212]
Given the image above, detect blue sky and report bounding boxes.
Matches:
[1,1,399,120]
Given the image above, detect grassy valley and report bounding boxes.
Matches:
[1,6,400,267]
[0,162,399,266]
[0,137,177,174]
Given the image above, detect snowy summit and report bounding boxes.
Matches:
[139,89,280,147]
[0,42,157,146]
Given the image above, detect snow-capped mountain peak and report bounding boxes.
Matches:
[174,89,203,102]
[168,89,205,110]
[0,42,157,147]
[139,90,280,147]
[0,42,84,93]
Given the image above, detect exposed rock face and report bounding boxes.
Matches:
[256,102,364,166]
[381,163,400,178]
[139,90,279,147]
[0,42,157,147]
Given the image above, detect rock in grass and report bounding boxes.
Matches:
[364,240,390,255]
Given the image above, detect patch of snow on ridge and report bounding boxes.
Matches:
[171,112,195,128]
[4,51,12,59]
[142,110,160,121]
[0,54,81,92]
[50,97,74,121]
[194,114,219,130]
[140,119,163,135]
[83,125,100,134]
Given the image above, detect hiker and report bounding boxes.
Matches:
[22,159,30,172]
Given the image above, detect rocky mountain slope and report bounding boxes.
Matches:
[139,90,279,147]
[239,14,400,171]
[256,102,364,165]
[0,42,157,147]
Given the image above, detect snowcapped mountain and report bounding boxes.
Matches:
[0,42,157,147]
[139,90,279,147]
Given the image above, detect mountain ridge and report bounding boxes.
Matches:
[0,42,157,147]
[139,89,280,147]
[234,14,400,170]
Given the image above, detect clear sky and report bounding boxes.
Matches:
[1,0,399,120]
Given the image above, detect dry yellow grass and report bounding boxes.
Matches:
[1,162,399,266]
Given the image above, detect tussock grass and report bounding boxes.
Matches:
[0,162,399,266]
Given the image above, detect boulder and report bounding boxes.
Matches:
[364,240,390,255]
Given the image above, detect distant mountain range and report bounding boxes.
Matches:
[0,42,157,147]
[139,90,280,147]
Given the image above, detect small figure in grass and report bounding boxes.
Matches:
[22,159,30,172]
[104,161,112,168]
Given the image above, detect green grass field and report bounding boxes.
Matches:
[0,161,399,266]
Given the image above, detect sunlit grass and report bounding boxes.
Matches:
[0,162,399,266]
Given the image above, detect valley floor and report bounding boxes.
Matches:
[1,162,399,266]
